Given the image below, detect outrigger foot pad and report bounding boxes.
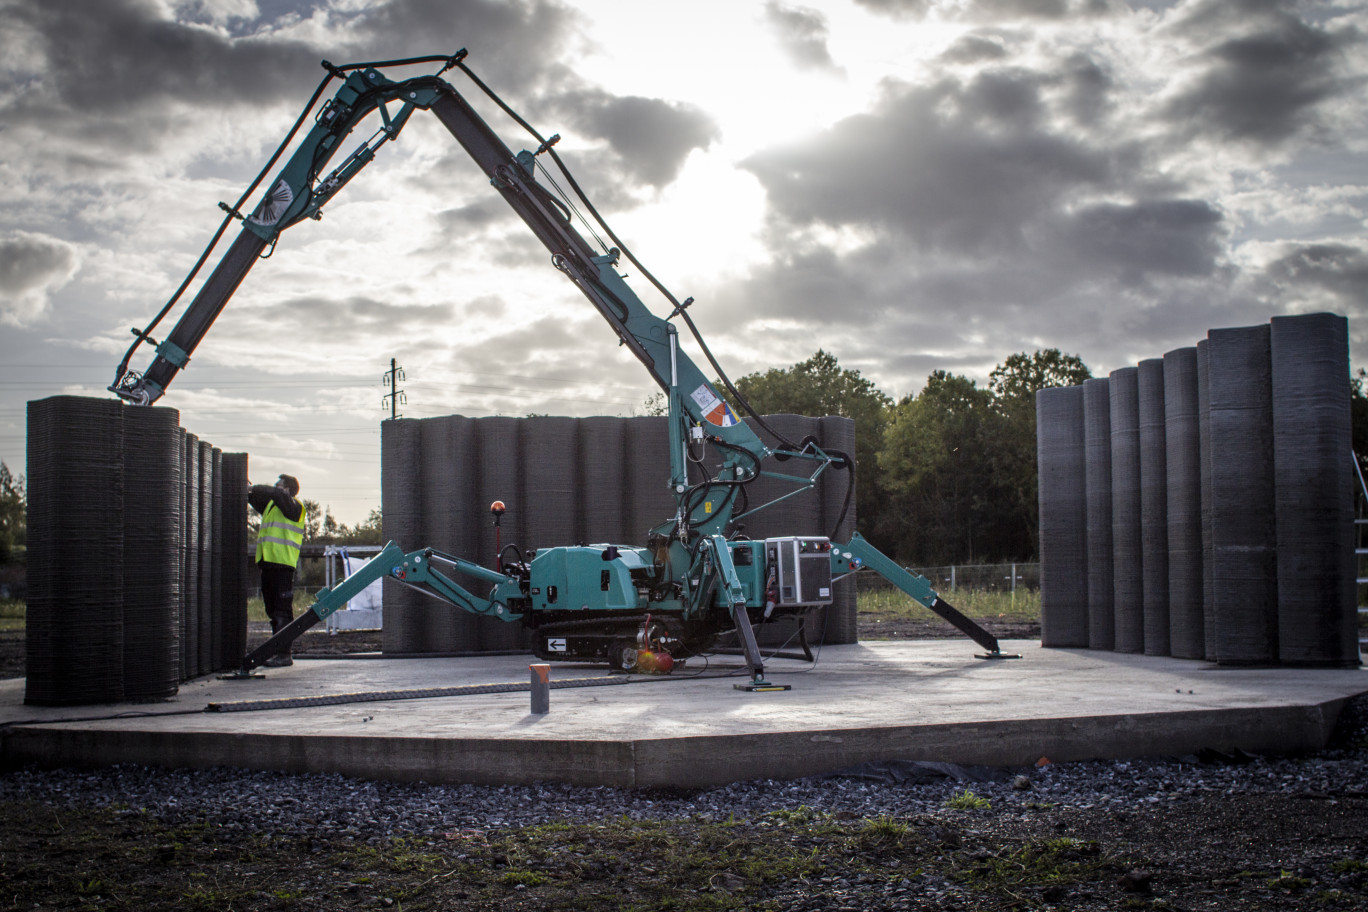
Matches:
[734,680,792,692]
[975,652,1023,660]
[217,669,265,680]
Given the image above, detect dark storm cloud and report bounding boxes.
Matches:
[763,2,843,72]
[553,90,720,189]
[850,0,933,16]
[742,73,1111,254]
[939,35,1010,65]
[283,294,460,340]
[435,200,516,235]
[1264,243,1368,305]
[1162,0,1359,146]
[854,0,1113,19]
[6,0,577,119]
[1056,199,1227,285]
[9,0,318,111]
[1060,53,1114,125]
[345,0,578,95]
[0,232,78,324]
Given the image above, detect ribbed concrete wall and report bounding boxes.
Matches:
[1109,367,1144,654]
[578,417,628,545]
[1270,313,1358,666]
[122,406,183,701]
[218,452,250,668]
[26,396,247,705]
[1039,313,1355,668]
[821,415,860,645]
[1138,358,1170,656]
[379,418,422,654]
[1196,341,1215,658]
[1083,378,1114,650]
[1037,385,1088,647]
[182,433,200,681]
[1164,347,1204,659]
[26,397,127,705]
[380,414,858,653]
[1207,324,1279,665]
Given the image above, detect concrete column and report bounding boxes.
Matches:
[1208,324,1278,665]
[1109,367,1144,653]
[1138,358,1169,656]
[1037,385,1088,647]
[1164,347,1204,659]
[1083,378,1114,650]
[1271,313,1359,666]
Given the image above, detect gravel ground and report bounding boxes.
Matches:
[0,696,1366,910]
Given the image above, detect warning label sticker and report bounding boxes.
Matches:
[690,384,738,427]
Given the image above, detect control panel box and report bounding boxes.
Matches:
[764,536,834,607]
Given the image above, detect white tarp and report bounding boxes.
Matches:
[342,551,384,611]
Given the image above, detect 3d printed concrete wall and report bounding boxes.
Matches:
[380,413,858,654]
[1037,313,1359,667]
[26,396,249,705]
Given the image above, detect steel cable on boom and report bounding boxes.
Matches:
[114,53,462,389]
[114,70,339,388]
[451,58,801,452]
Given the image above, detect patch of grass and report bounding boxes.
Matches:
[953,836,1111,896]
[1268,869,1313,891]
[858,586,1040,624]
[944,789,992,810]
[0,597,24,632]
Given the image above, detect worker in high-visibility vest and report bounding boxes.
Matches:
[249,473,306,667]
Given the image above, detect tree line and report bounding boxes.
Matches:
[3,358,1366,569]
[725,349,1092,565]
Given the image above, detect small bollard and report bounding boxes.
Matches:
[530,664,550,714]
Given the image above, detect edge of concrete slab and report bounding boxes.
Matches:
[1,697,1358,789]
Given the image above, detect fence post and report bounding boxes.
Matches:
[950,565,957,590]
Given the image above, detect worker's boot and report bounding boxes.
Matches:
[263,652,293,667]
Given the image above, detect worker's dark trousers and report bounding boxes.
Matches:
[259,562,297,656]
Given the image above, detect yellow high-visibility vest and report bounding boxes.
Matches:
[256,501,306,567]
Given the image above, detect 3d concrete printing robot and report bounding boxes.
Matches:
[109,51,1013,689]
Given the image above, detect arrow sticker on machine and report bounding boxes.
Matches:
[690,384,738,427]
[548,638,567,652]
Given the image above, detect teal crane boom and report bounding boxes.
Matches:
[109,52,1014,686]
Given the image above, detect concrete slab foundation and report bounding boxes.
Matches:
[2,640,1364,789]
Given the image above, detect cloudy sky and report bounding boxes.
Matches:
[2,0,1365,525]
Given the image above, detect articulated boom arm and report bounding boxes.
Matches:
[109,51,819,540]
[111,55,766,457]
[114,52,1013,681]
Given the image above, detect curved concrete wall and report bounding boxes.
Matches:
[1083,378,1114,649]
[1207,324,1279,665]
[381,414,857,653]
[1037,385,1088,647]
[1270,313,1358,666]
[1109,367,1144,653]
[1138,358,1169,656]
[26,397,247,705]
[1164,347,1204,659]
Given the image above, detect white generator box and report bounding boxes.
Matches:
[765,536,834,607]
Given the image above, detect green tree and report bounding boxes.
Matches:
[727,350,894,539]
[878,371,1002,563]
[986,349,1092,558]
[300,498,323,542]
[0,462,25,565]
[987,349,1093,412]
